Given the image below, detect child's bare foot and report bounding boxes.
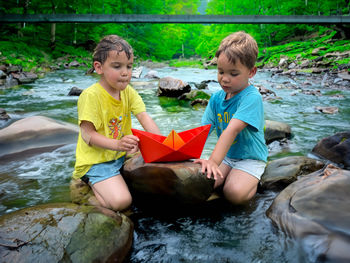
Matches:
[322,164,339,178]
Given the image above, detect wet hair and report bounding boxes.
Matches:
[215,31,258,69]
[93,35,133,65]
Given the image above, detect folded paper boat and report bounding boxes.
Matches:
[131,124,211,163]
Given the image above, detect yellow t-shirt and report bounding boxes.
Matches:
[73,82,146,179]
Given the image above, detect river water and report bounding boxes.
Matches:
[0,67,349,262]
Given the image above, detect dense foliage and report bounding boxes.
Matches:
[0,0,349,70]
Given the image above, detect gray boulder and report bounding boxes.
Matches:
[0,203,133,263]
[157,76,191,97]
[264,120,292,144]
[260,156,325,190]
[267,168,350,262]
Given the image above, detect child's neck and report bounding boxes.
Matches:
[99,80,121,100]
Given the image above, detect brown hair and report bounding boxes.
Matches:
[215,31,258,69]
[93,35,133,64]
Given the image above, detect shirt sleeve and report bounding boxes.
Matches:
[77,89,102,130]
[201,95,216,134]
[233,93,264,132]
[128,86,146,116]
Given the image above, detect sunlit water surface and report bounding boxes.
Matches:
[0,67,349,262]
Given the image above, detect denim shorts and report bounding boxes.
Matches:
[222,157,266,180]
[82,156,125,185]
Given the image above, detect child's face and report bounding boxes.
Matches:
[94,50,133,93]
[217,53,256,99]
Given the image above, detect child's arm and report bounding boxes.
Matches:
[195,118,247,179]
[136,112,161,135]
[80,120,139,153]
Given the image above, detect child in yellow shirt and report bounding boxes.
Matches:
[73,35,161,211]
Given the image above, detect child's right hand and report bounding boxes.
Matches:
[117,135,139,153]
[193,159,223,180]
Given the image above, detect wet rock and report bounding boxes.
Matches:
[260,156,325,190]
[0,116,78,162]
[190,99,208,106]
[68,86,83,96]
[194,81,208,90]
[157,76,191,97]
[278,56,289,68]
[68,60,80,68]
[11,72,38,84]
[144,70,159,79]
[264,120,292,145]
[0,70,6,79]
[5,75,19,87]
[0,203,133,263]
[315,106,339,114]
[132,66,143,79]
[122,153,215,206]
[311,131,350,169]
[131,81,156,89]
[7,65,22,73]
[300,60,310,68]
[203,57,217,68]
[338,70,350,81]
[178,90,210,102]
[267,168,350,262]
[86,67,95,74]
[0,108,10,121]
[257,85,277,100]
[302,89,322,96]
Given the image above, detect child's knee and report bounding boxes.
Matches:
[109,193,132,211]
[223,184,256,204]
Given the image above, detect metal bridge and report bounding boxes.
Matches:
[1,14,350,24]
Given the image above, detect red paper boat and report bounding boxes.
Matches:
[131,124,211,163]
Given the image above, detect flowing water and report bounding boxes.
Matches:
[0,67,349,262]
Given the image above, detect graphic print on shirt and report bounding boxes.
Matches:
[217,112,238,145]
[108,116,123,139]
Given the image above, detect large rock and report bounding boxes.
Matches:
[311,131,350,169]
[264,120,292,144]
[267,168,350,262]
[260,156,325,190]
[0,116,79,162]
[0,203,133,263]
[157,76,191,97]
[122,153,214,206]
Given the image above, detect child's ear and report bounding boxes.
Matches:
[93,61,103,74]
[248,66,257,78]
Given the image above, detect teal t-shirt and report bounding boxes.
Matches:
[202,85,268,162]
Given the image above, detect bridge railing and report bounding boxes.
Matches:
[1,14,349,24]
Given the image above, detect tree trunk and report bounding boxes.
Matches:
[51,23,56,49]
[50,0,57,50]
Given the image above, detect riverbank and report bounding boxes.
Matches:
[1,29,349,76]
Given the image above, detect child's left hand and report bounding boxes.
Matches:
[126,144,139,155]
[194,159,223,180]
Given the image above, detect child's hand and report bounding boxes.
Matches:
[193,159,223,180]
[117,135,139,152]
[126,144,139,155]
